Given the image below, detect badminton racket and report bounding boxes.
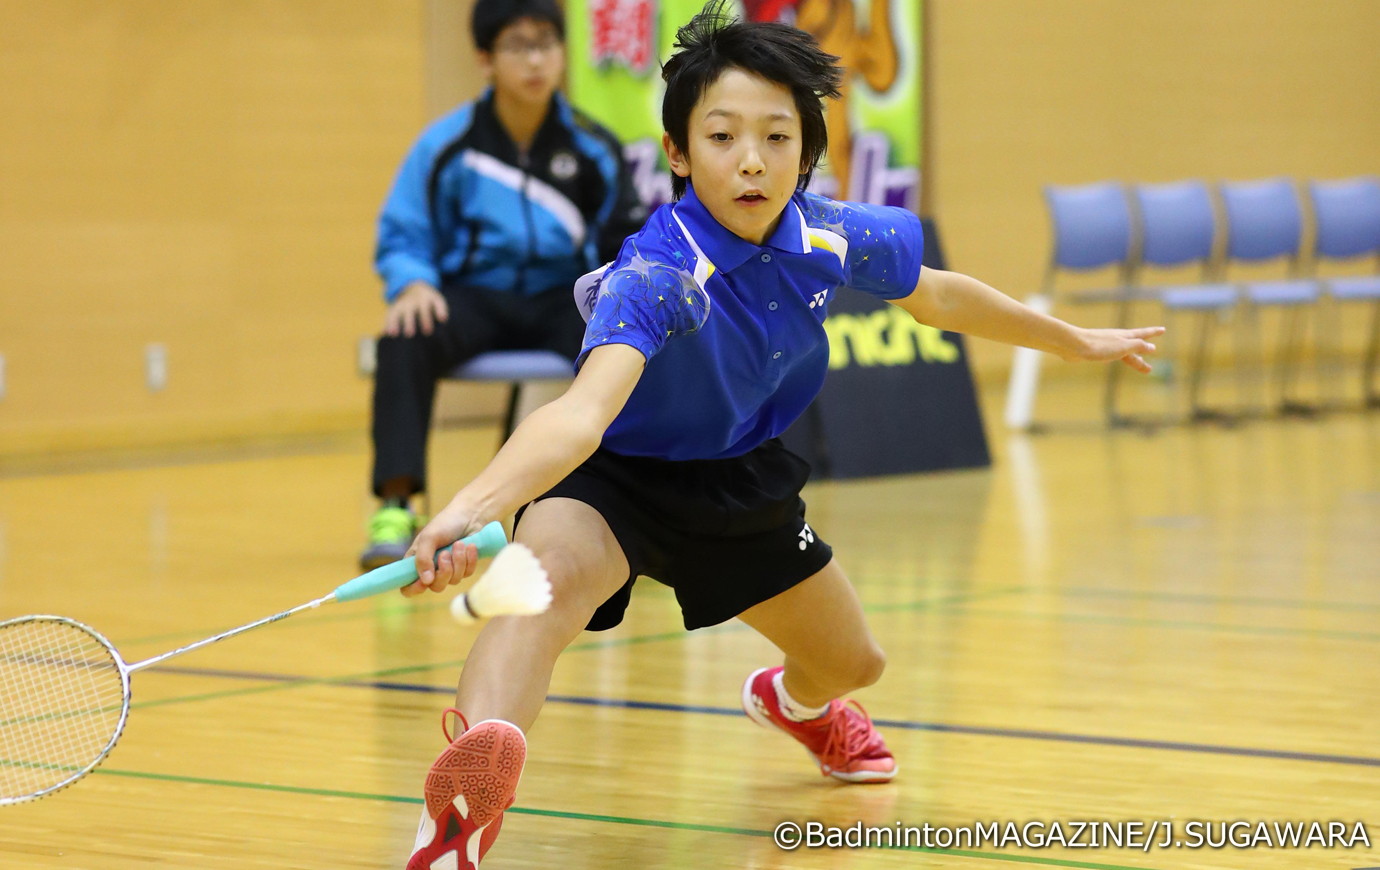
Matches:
[0,520,534,806]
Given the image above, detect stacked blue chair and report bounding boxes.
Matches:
[1217,179,1321,414]
[1043,181,1137,294]
[1130,180,1240,422]
[1005,182,1137,430]
[1308,177,1380,406]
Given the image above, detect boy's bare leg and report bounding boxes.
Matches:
[736,558,895,781]
[737,558,886,705]
[454,497,630,731]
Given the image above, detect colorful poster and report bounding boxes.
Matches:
[567,0,921,211]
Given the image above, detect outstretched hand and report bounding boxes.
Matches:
[1067,326,1166,373]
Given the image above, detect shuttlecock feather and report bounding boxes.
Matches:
[450,543,552,625]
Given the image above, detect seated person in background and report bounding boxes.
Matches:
[363,0,644,569]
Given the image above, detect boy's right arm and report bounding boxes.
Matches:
[375,138,444,304]
[403,343,647,595]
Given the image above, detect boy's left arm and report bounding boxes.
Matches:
[889,267,1164,372]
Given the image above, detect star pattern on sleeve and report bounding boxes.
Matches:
[801,193,921,298]
[583,247,711,353]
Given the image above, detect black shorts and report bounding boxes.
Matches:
[517,439,833,631]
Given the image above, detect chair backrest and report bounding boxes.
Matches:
[1218,178,1303,263]
[1044,182,1134,271]
[1309,176,1380,261]
[1133,180,1217,269]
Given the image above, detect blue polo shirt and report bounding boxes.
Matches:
[574,184,926,460]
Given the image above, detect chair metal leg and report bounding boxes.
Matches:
[1103,294,1137,428]
[1242,303,1270,419]
[1317,295,1344,410]
[1276,307,1316,416]
[500,382,522,445]
[1185,312,1214,421]
[1103,363,1130,427]
[1365,301,1380,408]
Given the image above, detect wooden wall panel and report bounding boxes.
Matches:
[926,0,1380,379]
[2,1,1378,454]
[0,0,427,453]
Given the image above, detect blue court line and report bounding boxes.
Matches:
[149,664,1380,770]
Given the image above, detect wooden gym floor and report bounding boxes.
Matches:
[0,383,1377,869]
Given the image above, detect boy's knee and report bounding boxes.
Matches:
[809,642,885,694]
[524,542,610,625]
[855,643,888,684]
[853,643,886,689]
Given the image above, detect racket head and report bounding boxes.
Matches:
[0,615,131,805]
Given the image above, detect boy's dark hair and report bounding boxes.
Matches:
[661,1,842,200]
[472,0,565,53]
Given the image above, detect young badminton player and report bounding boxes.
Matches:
[401,5,1165,867]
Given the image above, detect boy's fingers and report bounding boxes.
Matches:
[434,548,454,589]
[456,542,478,581]
[412,539,436,587]
[1123,353,1151,373]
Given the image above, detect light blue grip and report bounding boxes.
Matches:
[331,521,508,603]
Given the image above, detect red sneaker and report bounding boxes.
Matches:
[407,709,526,869]
[742,666,897,783]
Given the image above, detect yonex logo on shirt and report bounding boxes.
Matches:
[809,290,829,309]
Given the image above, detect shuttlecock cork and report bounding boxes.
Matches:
[450,543,552,625]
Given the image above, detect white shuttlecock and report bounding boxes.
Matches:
[450,543,552,625]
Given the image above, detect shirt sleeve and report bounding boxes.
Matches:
[374,138,443,302]
[839,201,926,300]
[576,251,709,368]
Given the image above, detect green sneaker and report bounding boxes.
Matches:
[359,505,421,570]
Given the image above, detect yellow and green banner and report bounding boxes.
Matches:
[567,0,922,210]
[568,1,988,478]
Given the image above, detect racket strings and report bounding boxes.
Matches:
[0,620,126,800]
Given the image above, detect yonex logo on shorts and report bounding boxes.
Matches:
[798,524,815,550]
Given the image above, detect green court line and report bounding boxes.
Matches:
[129,588,1022,713]
[108,581,1380,659]
[130,660,466,711]
[1058,587,1380,613]
[93,766,1164,870]
[954,608,1380,643]
[126,626,739,712]
[119,599,451,648]
[118,580,1019,651]
[864,585,1025,613]
[129,594,1377,716]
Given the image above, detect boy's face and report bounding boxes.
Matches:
[664,68,805,246]
[479,17,565,109]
